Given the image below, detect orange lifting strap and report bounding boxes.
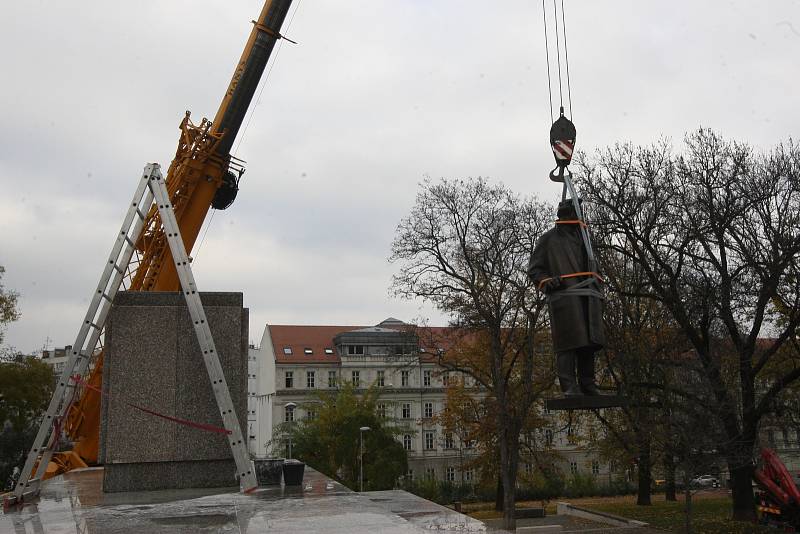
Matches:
[538,219,603,291]
[555,219,587,228]
[538,272,604,291]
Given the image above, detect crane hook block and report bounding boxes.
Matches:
[549,113,576,183]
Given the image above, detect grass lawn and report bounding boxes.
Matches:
[588,494,773,534]
[465,492,776,533]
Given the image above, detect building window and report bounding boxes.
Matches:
[285,371,294,389]
[324,348,334,355]
[545,429,554,445]
[328,370,337,388]
[402,403,411,419]
[464,469,473,483]
[424,402,433,419]
[377,403,387,418]
[446,467,456,482]
[377,370,385,387]
[592,460,600,475]
[425,431,435,450]
[407,469,414,480]
[401,370,410,387]
[283,347,292,355]
[570,461,578,475]
[423,370,432,387]
[403,434,413,450]
[444,433,454,449]
[425,468,435,480]
[304,348,313,355]
[347,345,364,355]
[306,409,317,421]
[524,463,533,475]
[285,405,295,422]
[464,439,474,449]
[352,370,360,387]
[306,371,315,388]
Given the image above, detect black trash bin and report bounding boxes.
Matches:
[254,458,284,486]
[283,459,306,486]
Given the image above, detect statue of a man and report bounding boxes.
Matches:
[528,199,604,396]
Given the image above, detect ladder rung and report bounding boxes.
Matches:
[135,208,147,220]
[124,236,135,247]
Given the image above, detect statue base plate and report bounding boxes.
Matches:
[545,395,629,411]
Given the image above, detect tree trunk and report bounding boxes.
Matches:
[683,471,693,534]
[498,423,519,531]
[636,435,652,506]
[501,451,518,531]
[495,477,504,512]
[729,457,757,522]
[664,453,677,502]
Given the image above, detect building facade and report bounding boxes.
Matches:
[40,346,71,382]
[247,317,615,485]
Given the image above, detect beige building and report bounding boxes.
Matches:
[247,317,615,485]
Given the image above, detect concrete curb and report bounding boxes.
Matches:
[556,502,649,528]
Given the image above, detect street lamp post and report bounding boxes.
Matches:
[359,426,371,492]
[285,402,297,459]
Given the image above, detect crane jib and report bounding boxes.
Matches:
[213,0,294,157]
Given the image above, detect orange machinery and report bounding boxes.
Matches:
[47,0,296,477]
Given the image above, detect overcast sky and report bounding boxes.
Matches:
[1,1,799,353]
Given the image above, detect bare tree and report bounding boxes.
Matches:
[589,244,689,506]
[390,177,551,530]
[578,129,800,521]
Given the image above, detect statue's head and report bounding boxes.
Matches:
[557,199,580,220]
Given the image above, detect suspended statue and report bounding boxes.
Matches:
[528,109,606,398]
[531,1,625,408]
[527,198,604,396]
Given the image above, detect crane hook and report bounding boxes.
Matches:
[548,106,576,183]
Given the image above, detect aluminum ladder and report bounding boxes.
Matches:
[9,163,256,505]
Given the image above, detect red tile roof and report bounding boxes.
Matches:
[267,324,477,364]
[270,325,361,363]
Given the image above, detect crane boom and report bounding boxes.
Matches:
[50,0,294,475]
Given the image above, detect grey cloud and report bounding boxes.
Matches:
[2,0,798,352]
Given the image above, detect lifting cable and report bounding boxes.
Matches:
[540,1,602,294]
[542,0,577,184]
[560,0,573,120]
[541,0,573,123]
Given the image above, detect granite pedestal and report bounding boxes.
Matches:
[99,292,248,492]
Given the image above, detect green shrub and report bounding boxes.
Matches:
[563,472,597,498]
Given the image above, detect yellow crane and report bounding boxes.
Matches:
[46,0,296,478]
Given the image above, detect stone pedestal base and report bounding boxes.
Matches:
[99,292,248,492]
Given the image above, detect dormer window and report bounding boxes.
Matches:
[347,345,364,355]
[304,348,313,355]
[324,348,334,355]
[283,347,292,355]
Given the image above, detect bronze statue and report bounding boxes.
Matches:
[528,200,604,396]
